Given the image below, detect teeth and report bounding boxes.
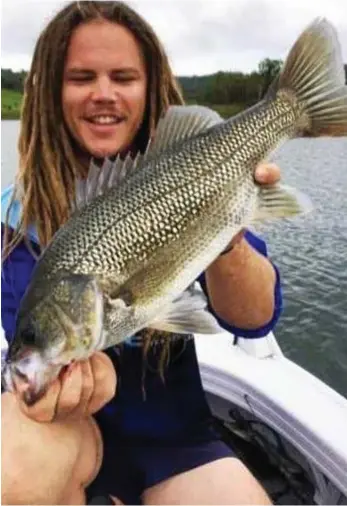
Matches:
[89,116,119,125]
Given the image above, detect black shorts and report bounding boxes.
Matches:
[86,338,234,504]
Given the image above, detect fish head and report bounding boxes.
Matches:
[2,273,104,405]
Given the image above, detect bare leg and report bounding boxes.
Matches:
[1,392,103,505]
[143,457,271,505]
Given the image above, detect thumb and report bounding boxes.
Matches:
[255,162,281,185]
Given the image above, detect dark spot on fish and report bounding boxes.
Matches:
[21,325,39,346]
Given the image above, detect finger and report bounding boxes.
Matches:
[110,496,125,505]
[87,352,117,415]
[69,359,95,419]
[19,377,61,423]
[230,228,245,247]
[54,362,83,420]
[255,162,281,185]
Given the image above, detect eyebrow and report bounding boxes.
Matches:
[65,67,142,75]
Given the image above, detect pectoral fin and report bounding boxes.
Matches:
[148,286,223,335]
[252,183,313,222]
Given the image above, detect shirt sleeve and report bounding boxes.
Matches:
[1,225,39,345]
[197,229,282,338]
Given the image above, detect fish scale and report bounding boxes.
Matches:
[43,96,300,283]
[14,95,308,319]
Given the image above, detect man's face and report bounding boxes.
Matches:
[62,19,147,159]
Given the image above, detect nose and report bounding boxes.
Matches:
[91,75,116,103]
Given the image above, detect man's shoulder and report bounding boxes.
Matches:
[1,184,18,227]
[1,185,39,244]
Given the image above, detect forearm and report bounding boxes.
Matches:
[205,237,276,329]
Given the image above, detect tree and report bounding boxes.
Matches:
[258,58,283,98]
[1,68,27,92]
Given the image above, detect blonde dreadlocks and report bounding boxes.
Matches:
[3,1,184,258]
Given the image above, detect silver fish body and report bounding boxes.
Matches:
[3,18,347,404]
[19,95,302,350]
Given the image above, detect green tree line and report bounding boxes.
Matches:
[1,68,27,92]
[2,61,347,119]
[1,59,283,102]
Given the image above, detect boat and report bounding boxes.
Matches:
[195,331,347,504]
[2,329,347,504]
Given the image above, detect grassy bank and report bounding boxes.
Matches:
[1,89,23,119]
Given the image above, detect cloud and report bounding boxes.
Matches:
[1,0,346,75]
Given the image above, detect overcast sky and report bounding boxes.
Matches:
[1,0,346,76]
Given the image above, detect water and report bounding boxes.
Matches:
[1,120,347,397]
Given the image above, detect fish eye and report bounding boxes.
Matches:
[21,325,37,346]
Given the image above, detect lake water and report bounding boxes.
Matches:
[1,120,347,397]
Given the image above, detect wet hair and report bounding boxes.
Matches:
[3,1,184,257]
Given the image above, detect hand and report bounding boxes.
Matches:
[17,351,117,423]
[227,162,282,249]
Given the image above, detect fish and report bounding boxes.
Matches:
[3,18,347,405]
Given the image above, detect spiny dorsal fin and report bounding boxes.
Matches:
[149,105,223,158]
[73,105,223,211]
[73,149,149,211]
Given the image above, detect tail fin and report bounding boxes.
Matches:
[275,18,347,136]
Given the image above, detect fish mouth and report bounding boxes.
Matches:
[6,366,48,406]
[2,352,62,406]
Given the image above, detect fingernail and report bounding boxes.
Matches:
[67,362,76,375]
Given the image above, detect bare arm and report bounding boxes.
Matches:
[205,163,281,330]
[205,236,276,329]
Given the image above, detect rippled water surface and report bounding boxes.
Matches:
[2,121,347,396]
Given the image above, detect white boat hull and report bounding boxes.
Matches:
[195,331,347,504]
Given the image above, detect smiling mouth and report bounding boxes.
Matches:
[85,115,125,125]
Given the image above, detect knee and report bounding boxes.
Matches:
[1,392,103,504]
[228,458,272,505]
[73,416,104,490]
[143,457,271,505]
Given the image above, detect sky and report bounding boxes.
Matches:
[1,0,346,76]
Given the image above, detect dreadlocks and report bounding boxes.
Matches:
[3,1,184,258]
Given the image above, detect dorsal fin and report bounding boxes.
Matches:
[73,150,148,211]
[73,105,223,211]
[149,104,222,157]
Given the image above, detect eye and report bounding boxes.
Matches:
[111,71,139,84]
[21,326,37,346]
[115,75,135,83]
[65,71,95,83]
[69,76,94,83]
